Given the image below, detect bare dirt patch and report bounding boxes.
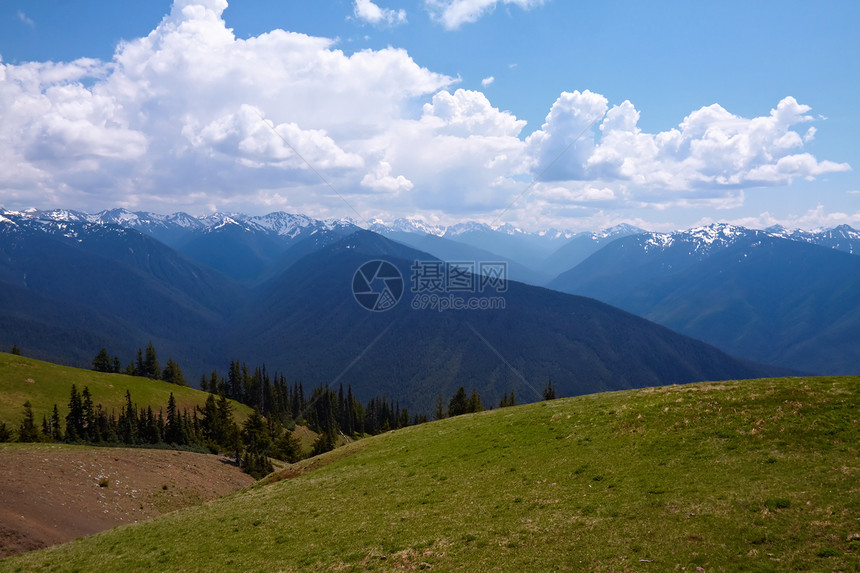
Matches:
[0,444,254,558]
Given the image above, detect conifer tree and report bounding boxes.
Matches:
[343,385,357,436]
[542,379,557,401]
[11,345,21,355]
[469,389,484,413]
[273,430,303,463]
[435,393,446,420]
[164,393,185,445]
[200,393,219,444]
[142,406,161,444]
[162,359,186,386]
[65,384,84,442]
[448,387,469,417]
[216,394,240,456]
[0,420,12,442]
[135,348,145,377]
[17,401,40,442]
[143,342,160,379]
[81,387,96,442]
[50,404,63,441]
[118,390,138,444]
[241,409,270,455]
[311,431,335,456]
[240,451,273,479]
[228,360,242,402]
[95,404,116,443]
[500,391,516,408]
[208,370,221,395]
[92,348,112,372]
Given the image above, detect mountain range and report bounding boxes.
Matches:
[3,208,858,379]
[549,223,860,374]
[11,207,857,284]
[0,208,794,411]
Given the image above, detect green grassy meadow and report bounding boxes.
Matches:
[0,352,252,427]
[2,376,858,572]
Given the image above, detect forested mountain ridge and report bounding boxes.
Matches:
[226,230,781,409]
[0,213,248,373]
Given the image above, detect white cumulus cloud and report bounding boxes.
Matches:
[361,161,414,192]
[522,93,850,213]
[0,0,850,230]
[354,0,407,26]
[0,0,451,214]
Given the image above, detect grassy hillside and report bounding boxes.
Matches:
[0,352,252,428]
[2,376,858,571]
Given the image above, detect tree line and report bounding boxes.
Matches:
[2,385,297,478]
[199,359,430,455]
[1,344,562,478]
[91,342,186,386]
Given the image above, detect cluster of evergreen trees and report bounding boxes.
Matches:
[4,385,304,479]
[92,343,185,386]
[440,386,485,418]
[0,344,565,480]
[198,359,429,451]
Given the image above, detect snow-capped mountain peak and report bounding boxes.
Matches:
[3,206,858,258]
[444,221,494,237]
[246,212,316,237]
[686,222,748,244]
[213,216,243,230]
[640,223,761,256]
[495,223,527,236]
[594,223,644,240]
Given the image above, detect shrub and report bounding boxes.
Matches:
[764,498,791,510]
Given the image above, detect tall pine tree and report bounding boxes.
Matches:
[92,348,112,372]
[17,401,40,442]
[164,393,185,445]
[162,359,186,386]
[143,342,160,380]
[65,385,84,442]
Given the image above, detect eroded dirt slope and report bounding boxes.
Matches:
[0,444,255,558]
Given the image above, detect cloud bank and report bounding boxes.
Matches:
[0,0,849,229]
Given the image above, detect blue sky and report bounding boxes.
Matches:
[0,0,857,231]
